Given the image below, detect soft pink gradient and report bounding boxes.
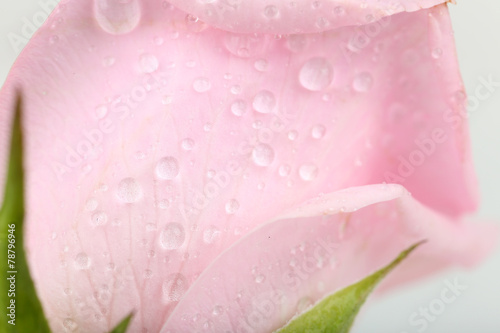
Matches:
[0,1,496,332]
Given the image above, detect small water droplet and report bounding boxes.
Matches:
[63,318,78,331]
[162,95,173,105]
[85,198,98,212]
[91,211,108,226]
[299,57,334,91]
[278,164,291,177]
[253,90,276,114]
[160,223,185,250]
[154,36,164,45]
[95,105,108,119]
[255,274,266,283]
[299,164,318,181]
[254,59,269,72]
[225,199,240,214]
[49,35,59,44]
[231,99,247,116]
[162,273,188,302]
[155,157,180,180]
[193,77,211,93]
[212,305,224,316]
[352,72,373,92]
[181,138,195,151]
[431,47,442,59]
[252,144,275,167]
[311,125,326,139]
[224,33,269,58]
[139,53,159,73]
[264,5,279,18]
[286,35,307,53]
[102,56,116,67]
[74,252,90,269]
[203,226,221,244]
[287,130,298,141]
[116,177,143,203]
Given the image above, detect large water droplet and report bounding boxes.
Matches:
[299,164,318,181]
[74,253,90,269]
[139,53,159,73]
[253,90,276,114]
[116,177,143,203]
[352,72,373,92]
[193,77,211,93]
[252,144,275,167]
[225,199,240,214]
[160,223,185,250]
[231,99,248,116]
[94,0,141,35]
[162,273,188,302]
[155,157,180,180]
[299,57,334,91]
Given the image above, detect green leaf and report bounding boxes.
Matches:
[0,96,52,332]
[109,313,134,333]
[277,241,425,333]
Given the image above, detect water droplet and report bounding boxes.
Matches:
[299,57,334,91]
[154,36,164,45]
[203,226,221,244]
[230,85,242,95]
[193,77,211,93]
[94,0,141,35]
[95,105,108,119]
[48,35,59,45]
[85,198,98,212]
[255,274,266,283]
[91,211,108,226]
[139,53,159,73]
[278,164,291,177]
[162,95,173,105]
[253,90,276,114]
[225,199,240,214]
[254,59,269,72]
[334,6,345,15]
[160,223,185,250]
[287,130,298,141]
[74,252,90,269]
[155,157,180,180]
[224,33,269,58]
[252,144,275,167]
[431,47,442,59]
[181,138,195,151]
[264,5,279,18]
[116,177,143,203]
[299,164,318,181]
[352,72,373,92]
[162,273,188,302]
[63,318,78,331]
[311,125,326,139]
[231,99,247,116]
[212,305,224,316]
[102,56,116,67]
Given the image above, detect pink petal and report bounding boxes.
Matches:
[167,0,449,34]
[0,1,493,332]
[163,184,496,332]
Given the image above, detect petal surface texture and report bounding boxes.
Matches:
[0,1,495,332]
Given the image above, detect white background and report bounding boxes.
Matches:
[0,1,499,332]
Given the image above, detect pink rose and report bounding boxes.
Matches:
[0,0,496,332]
